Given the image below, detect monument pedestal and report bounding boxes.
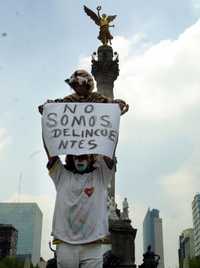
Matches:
[109,219,137,268]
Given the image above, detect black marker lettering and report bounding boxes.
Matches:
[89,116,96,127]
[94,129,100,136]
[78,140,85,149]
[60,114,69,126]
[52,129,61,138]
[72,129,80,137]
[63,128,70,137]
[58,140,68,149]
[70,140,77,148]
[81,130,85,138]
[100,115,111,127]
[63,104,77,114]
[109,130,118,142]
[46,113,57,128]
[71,116,86,127]
[85,129,94,138]
[101,129,108,136]
[88,139,97,150]
[84,104,94,113]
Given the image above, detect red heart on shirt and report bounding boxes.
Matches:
[84,187,94,197]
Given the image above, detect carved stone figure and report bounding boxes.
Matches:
[84,5,117,45]
[108,196,119,220]
[122,197,129,220]
[139,245,160,268]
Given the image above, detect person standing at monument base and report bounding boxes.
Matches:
[43,138,115,268]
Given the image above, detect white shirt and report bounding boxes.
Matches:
[48,157,114,244]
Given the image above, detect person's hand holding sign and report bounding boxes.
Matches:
[114,99,129,115]
[38,99,62,115]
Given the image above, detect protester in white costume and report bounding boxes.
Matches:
[43,138,115,268]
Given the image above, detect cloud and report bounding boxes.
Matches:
[115,20,200,121]
[112,33,151,61]
[160,135,200,212]
[160,136,200,220]
[161,164,199,212]
[0,128,11,152]
[78,55,91,72]
[5,193,55,261]
[192,0,200,14]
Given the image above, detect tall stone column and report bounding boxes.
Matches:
[91,45,119,99]
[91,45,119,199]
[91,45,137,268]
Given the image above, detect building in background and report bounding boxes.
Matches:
[0,224,18,258]
[192,193,200,257]
[143,208,165,268]
[0,203,43,265]
[178,228,195,268]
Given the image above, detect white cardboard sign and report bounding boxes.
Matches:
[42,102,121,158]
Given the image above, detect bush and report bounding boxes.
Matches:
[0,257,39,268]
[0,257,24,268]
[189,256,200,268]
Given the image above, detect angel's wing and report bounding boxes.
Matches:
[84,5,100,26]
[107,15,117,23]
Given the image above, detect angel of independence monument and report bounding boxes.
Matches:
[84,6,137,268]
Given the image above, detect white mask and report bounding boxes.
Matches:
[74,159,89,173]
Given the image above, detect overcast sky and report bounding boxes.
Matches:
[0,1,200,267]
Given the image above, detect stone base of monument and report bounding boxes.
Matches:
[107,219,137,268]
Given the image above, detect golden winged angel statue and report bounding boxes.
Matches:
[84,5,117,46]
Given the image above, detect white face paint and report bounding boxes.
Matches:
[74,158,89,173]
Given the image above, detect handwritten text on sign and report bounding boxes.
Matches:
[42,103,121,158]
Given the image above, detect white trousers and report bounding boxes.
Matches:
[56,242,103,268]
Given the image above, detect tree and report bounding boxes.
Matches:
[0,257,24,268]
[189,256,200,268]
[0,256,40,268]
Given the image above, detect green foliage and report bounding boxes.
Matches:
[0,257,24,268]
[0,261,7,268]
[189,256,200,268]
[0,257,39,268]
